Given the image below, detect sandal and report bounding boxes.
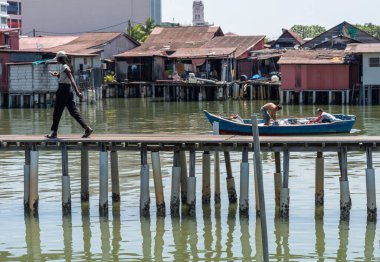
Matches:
[45,131,57,138]
[82,127,93,138]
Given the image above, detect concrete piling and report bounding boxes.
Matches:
[338,147,351,220]
[170,151,181,216]
[187,150,197,216]
[239,147,249,214]
[202,151,211,204]
[179,151,188,203]
[280,149,290,219]
[224,151,237,203]
[24,145,31,209]
[274,152,282,207]
[61,145,71,213]
[99,146,109,212]
[29,147,39,212]
[213,122,221,205]
[140,149,150,217]
[152,151,166,216]
[110,150,120,202]
[365,147,377,221]
[315,152,324,207]
[80,147,89,201]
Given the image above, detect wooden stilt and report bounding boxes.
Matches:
[170,151,181,216]
[152,151,166,216]
[202,151,211,204]
[140,149,150,217]
[224,151,237,203]
[61,145,71,214]
[110,150,120,202]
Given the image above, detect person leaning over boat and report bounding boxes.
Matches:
[260,102,282,125]
[308,108,337,123]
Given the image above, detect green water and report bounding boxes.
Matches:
[0,99,379,261]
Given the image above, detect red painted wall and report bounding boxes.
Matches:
[0,53,11,92]
[280,64,351,91]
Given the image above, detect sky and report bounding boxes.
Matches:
[162,0,380,40]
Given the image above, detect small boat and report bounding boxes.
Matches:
[204,110,356,136]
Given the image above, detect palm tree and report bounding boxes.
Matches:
[127,18,156,43]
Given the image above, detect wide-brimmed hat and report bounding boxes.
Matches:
[54,50,67,59]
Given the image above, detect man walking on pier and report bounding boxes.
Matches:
[260,102,282,125]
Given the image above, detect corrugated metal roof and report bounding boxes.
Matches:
[169,47,236,59]
[278,50,346,64]
[250,48,286,60]
[201,35,265,58]
[116,26,223,58]
[45,32,130,54]
[19,36,79,51]
[346,43,380,53]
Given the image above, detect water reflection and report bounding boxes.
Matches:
[315,217,325,261]
[274,218,289,261]
[25,213,42,261]
[63,214,73,261]
[337,220,349,261]
[364,221,376,261]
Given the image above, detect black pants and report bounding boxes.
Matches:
[50,83,87,132]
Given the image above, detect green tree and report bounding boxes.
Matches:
[355,23,380,39]
[290,25,326,39]
[126,18,156,43]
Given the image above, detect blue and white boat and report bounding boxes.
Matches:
[204,110,356,136]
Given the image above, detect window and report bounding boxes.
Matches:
[369,57,380,67]
[7,2,19,15]
[1,5,6,12]
[1,17,7,25]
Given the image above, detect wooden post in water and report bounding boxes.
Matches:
[213,122,221,205]
[170,151,181,216]
[24,145,31,209]
[80,146,89,201]
[202,151,211,204]
[187,150,197,216]
[280,149,290,219]
[315,152,324,207]
[365,147,377,221]
[239,147,249,215]
[61,145,71,214]
[179,151,188,203]
[251,115,269,261]
[338,147,351,219]
[110,150,120,202]
[224,151,237,203]
[152,151,166,216]
[99,144,109,212]
[29,145,39,212]
[274,152,282,207]
[140,148,150,217]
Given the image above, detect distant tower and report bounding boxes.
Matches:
[193,0,206,26]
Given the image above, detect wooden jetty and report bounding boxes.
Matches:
[0,134,378,221]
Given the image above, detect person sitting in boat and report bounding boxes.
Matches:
[260,102,282,125]
[308,108,337,123]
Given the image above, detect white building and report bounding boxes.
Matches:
[193,0,209,26]
[0,1,9,29]
[22,0,161,36]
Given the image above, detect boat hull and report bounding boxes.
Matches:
[204,111,356,136]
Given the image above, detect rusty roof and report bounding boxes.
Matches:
[278,50,346,64]
[169,47,236,59]
[116,26,223,58]
[345,43,380,53]
[19,36,79,51]
[46,32,136,55]
[201,35,265,58]
[250,48,286,60]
